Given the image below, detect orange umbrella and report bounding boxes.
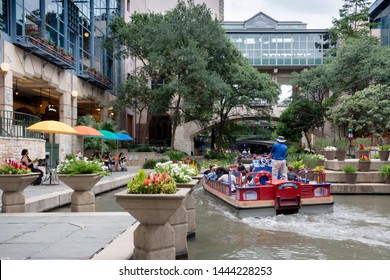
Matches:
[73,126,103,136]
[73,126,103,156]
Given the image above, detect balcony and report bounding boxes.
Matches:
[14,35,76,70]
[78,68,113,90]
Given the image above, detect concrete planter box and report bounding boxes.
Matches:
[0,173,39,213]
[115,188,190,260]
[58,173,103,212]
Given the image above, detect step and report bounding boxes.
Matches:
[325,170,386,183]
[331,183,390,194]
[325,159,389,171]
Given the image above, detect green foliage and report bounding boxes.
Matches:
[379,164,390,180]
[329,85,390,136]
[314,138,333,150]
[380,145,390,151]
[276,95,324,149]
[164,150,188,161]
[57,156,110,176]
[142,158,169,169]
[127,169,177,194]
[287,145,304,155]
[355,137,371,149]
[302,154,320,170]
[134,146,153,152]
[329,0,375,41]
[334,138,350,151]
[342,165,357,173]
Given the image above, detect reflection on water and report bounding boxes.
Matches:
[50,185,390,259]
[188,187,390,260]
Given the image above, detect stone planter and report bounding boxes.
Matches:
[115,188,190,260]
[358,161,371,172]
[345,173,357,184]
[173,179,199,259]
[58,173,103,212]
[335,150,347,161]
[378,150,390,161]
[0,173,39,213]
[324,150,336,160]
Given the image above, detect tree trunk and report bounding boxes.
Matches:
[170,96,182,150]
[137,110,143,144]
[304,131,312,151]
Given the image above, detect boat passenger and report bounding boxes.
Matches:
[206,166,218,180]
[203,164,215,175]
[215,166,225,179]
[287,165,297,181]
[218,167,237,192]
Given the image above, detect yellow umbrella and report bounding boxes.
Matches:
[27,120,78,134]
[27,120,79,166]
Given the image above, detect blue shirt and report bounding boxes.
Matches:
[270,142,287,160]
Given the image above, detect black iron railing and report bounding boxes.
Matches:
[0,110,41,138]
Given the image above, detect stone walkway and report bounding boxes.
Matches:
[0,167,140,260]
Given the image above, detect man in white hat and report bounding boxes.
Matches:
[268,136,288,180]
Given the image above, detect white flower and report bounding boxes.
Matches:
[324,146,337,151]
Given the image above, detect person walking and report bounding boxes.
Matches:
[268,136,288,180]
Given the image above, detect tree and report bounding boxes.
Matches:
[329,0,374,41]
[105,0,229,149]
[328,84,390,136]
[275,95,324,149]
[209,41,279,152]
[112,70,154,144]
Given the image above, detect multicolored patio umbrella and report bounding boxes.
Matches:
[73,126,103,154]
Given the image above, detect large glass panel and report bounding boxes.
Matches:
[0,0,8,33]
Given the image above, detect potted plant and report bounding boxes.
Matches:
[115,169,190,260]
[378,145,390,161]
[313,137,332,155]
[342,165,357,184]
[358,155,371,172]
[334,138,349,161]
[378,164,390,184]
[315,154,325,166]
[289,159,304,174]
[0,159,39,213]
[57,156,110,212]
[355,137,371,158]
[323,146,337,160]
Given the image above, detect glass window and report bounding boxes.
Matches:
[0,0,9,33]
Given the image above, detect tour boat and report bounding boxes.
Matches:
[202,169,334,218]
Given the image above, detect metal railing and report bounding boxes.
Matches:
[0,110,41,138]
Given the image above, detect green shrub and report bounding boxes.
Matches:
[342,165,357,173]
[134,146,153,152]
[142,158,169,169]
[355,137,371,149]
[379,164,390,180]
[380,145,390,151]
[302,154,319,169]
[165,150,188,161]
[334,138,349,151]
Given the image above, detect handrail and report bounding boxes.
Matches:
[0,110,41,138]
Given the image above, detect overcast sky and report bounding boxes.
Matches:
[224,0,347,29]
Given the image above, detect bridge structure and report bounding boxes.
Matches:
[174,104,287,155]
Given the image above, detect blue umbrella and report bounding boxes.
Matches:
[115,132,133,141]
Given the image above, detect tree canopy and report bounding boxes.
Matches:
[106,0,278,150]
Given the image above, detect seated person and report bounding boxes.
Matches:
[117,152,127,171]
[90,149,101,160]
[206,166,218,180]
[102,152,115,171]
[76,149,83,160]
[217,167,237,192]
[203,164,215,175]
[20,149,43,185]
[287,165,297,181]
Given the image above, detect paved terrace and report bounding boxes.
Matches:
[0,168,140,260]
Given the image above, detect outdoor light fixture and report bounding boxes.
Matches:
[15,79,19,95]
[39,88,43,107]
[71,90,78,98]
[47,88,56,112]
[84,31,89,38]
[0,62,10,75]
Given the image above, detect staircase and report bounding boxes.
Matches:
[324,160,390,194]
